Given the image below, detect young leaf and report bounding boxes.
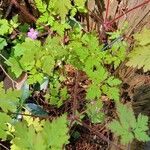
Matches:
[23,110,45,132]
[106,76,122,86]
[34,0,47,13]
[108,103,150,144]
[86,100,104,123]
[86,84,101,100]
[52,0,72,21]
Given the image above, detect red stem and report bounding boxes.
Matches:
[108,0,150,25]
[105,0,110,22]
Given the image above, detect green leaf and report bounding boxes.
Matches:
[102,85,120,101]
[84,57,107,83]
[27,71,44,84]
[0,37,7,50]
[11,38,42,75]
[110,41,126,68]
[12,121,46,150]
[44,36,65,58]
[60,87,69,102]
[86,100,104,123]
[9,15,20,32]
[134,28,150,46]
[136,114,149,130]
[67,17,82,30]
[74,0,86,7]
[42,115,69,149]
[34,0,47,13]
[127,46,150,72]
[5,57,23,78]
[10,38,45,82]
[12,115,69,150]
[117,103,136,130]
[41,55,55,75]
[19,23,29,33]
[47,77,68,108]
[20,82,30,102]
[107,30,122,40]
[52,21,71,36]
[108,103,150,144]
[14,38,41,57]
[127,28,150,72]
[0,83,21,112]
[40,77,49,91]
[53,0,72,21]
[69,41,89,62]
[0,112,11,140]
[106,76,122,86]
[134,114,150,142]
[86,84,101,100]
[107,87,120,101]
[108,119,134,144]
[23,110,45,132]
[0,19,10,35]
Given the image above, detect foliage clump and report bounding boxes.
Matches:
[0,0,150,149]
[127,28,150,72]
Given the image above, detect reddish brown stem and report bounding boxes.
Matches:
[108,0,150,25]
[72,71,79,116]
[105,0,110,22]
[11,0,37,22]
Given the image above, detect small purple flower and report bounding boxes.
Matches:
[27,28,38,40]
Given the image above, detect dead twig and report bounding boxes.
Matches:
[0,143,9,150]
[11,0,37,22]
[4,2,13,18]
[0,64,17,89]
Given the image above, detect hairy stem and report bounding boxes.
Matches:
[75,117,123,150]
[72,71,79,116]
